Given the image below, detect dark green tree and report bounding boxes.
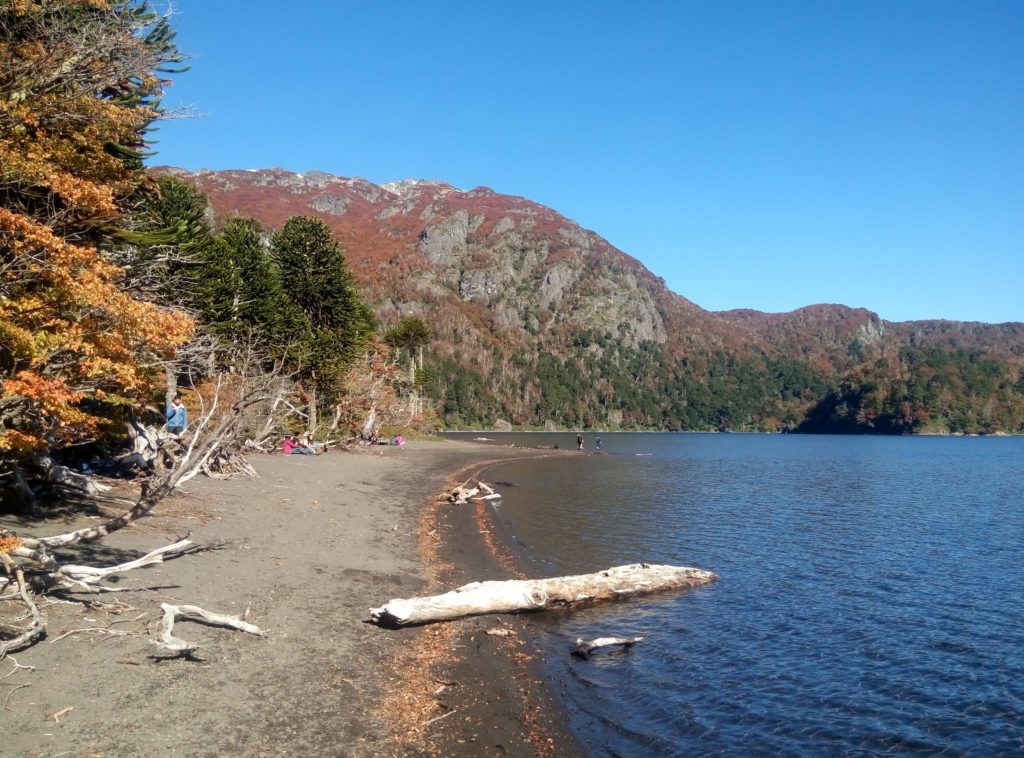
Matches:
[384,315,432,355]
[219,217,306,350]
[270,216,376,401]
[117,175,232,314]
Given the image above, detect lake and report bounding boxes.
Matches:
[447,432,1024,756]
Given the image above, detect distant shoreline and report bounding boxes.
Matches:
[441,428,1023,437]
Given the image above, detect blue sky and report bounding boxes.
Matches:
[152,1,1023,324]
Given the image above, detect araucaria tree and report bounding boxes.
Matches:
[271,216,376,408]
[0,2,192,468]
[218,217,307,352]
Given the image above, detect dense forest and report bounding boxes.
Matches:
[798,347,1024,435]
[427,338,1024,435]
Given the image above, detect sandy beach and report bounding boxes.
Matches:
[0,438,585,757]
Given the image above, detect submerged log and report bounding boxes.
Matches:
[369,563,716,627]
[573,635,643,659]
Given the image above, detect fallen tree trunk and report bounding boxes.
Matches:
[36,455,111,498]
[369,563,716,627]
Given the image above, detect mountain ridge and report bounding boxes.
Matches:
[156,166,1024,433]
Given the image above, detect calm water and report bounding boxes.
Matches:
[449,433,1024,757]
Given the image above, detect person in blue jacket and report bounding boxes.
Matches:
[166,394,187,435]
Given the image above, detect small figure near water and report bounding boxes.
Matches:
[166,394,187,435]
[595,435,602,451]
[577,433,584,451]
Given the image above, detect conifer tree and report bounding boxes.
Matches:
[116,175,229,310]
[125,187,308,362]
[270,217,376,401]
[384,316,432,356]
[211,218,302,350]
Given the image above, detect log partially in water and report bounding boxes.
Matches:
[573,635,643,659]
[369,563,716,627]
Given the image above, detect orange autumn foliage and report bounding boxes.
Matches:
[1,1,193,454]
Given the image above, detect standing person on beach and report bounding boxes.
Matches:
[577,433,584,451]
[595,435,602,451]
[166,394,187,435]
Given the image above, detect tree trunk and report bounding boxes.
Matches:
[370,563,716,627]
[307,380,318,434]
[256,392,284,444]
[164,364,177,409]
[362,401,377,438]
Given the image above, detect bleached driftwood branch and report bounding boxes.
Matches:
[202,451,258,480]
[444,479,500,505]
[0,554,46,657]
[58,539,192,584]
[369,563,716,627]
[153,603,265,654]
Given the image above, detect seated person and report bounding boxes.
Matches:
[117,451,155,475]
[300,431,323,453]
[282,434,315,455]
[392,434,405,446]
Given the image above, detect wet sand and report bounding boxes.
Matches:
[0,439,584,757]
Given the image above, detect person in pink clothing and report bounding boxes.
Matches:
[282,434,315,455]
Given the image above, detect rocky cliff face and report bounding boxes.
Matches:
[169,168,675,340]
[159,167,1024,433]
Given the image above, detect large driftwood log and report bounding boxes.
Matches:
[369,563,716,626]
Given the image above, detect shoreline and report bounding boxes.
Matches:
[0,439,584,756]
[380,445,586,757]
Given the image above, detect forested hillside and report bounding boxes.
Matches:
[170,169,1024,434]
[0,5,411,508]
